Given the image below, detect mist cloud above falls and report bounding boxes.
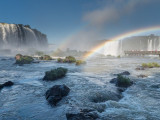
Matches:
[61,0,150,51]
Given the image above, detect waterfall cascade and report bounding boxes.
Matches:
[103,34,160,56]
[0,23,48,51]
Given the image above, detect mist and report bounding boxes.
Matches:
[59,0,151,51]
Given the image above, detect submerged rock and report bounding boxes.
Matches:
[66,109,99,120]
[89,91,122,103]
[45,85,70,105]
[137,74,147,78]
[114,71,130,76]
[0,81,14,90]
[135,67,145,70]
[151,84,160,89]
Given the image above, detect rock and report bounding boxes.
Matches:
[110,78,117,84]
[137,74,147,78]
[15,54,34,65]
[119,71,130,76]
[0,84,4,89]
[45,85,70,105]
[66,109,99,120]
[135,67,145,70]
[110,75,133,89]
[117,87,126,93]
[3,81,14,87]
[114,71,130,76]
[15,54,23,60]
[151,84,160,89]
[0,81,14,90]
[90,91,122,103]
[32,61,40,63]
[43,67,68,81]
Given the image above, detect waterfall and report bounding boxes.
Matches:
[0,23,48,51]
[148,39,153,51]
[103,34,160,56]
[104,40,120,56]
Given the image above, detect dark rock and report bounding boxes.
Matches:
[0,84,4,89]
[0,81,14,90]
[118,71,130,76]
[1,58,7,61]
[114,71,130,76]
[137,74,147,78]
[135,67,145,70]
[117,87,126,93]
[32,61,40,63]
[45,84,70,105]
[110,78,117,84]
[66,109,99,120]
[151,84,160,89]
[110,75,133,91]
[3,81,14,87]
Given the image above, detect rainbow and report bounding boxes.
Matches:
[83,26,160,59]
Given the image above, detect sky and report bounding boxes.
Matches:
[0,0,160,48]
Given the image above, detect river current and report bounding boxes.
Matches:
[0,56,160,120]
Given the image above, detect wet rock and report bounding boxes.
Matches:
[119,71,130,76]
[151,84,160,89]
[114,71,130,76]
[66,109,99,120]
[137,74,147,78]
[0,84,4,89]
[0,81,14,90]
[3,81,14,87]
[89,91,122,103]
[45,84,70,105]
[32,61,40,63]
[117,87,126,93]
[135,67,145,70]
[110,78,117,84]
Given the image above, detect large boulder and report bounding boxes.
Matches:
[66,109,99,120]
[43,67,68,81]
[110,75,133,89]
[15,54,34,65]
[45,85,70,105]
[39,55,52,60]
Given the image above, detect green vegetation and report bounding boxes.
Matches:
[15,54,34,64]
[65,56,76,63]
[43,67,68,81]
[76,60,86,65]
[116,75,132,87]
[57,56,76,63]
[39,55,52,60]
[117,55,121,58]
[142,62,160,68]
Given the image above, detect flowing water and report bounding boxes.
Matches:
[0,56,160,120]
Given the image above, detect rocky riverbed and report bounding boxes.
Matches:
[0,56,160,120]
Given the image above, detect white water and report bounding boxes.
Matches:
[0,23,47,50]
[0,56,160,120]
[103,35,160,56]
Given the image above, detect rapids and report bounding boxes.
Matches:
[0,56,160,120]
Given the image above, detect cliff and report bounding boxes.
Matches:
[0,23,48,51]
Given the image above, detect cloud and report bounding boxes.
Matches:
[61,0,151,50]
